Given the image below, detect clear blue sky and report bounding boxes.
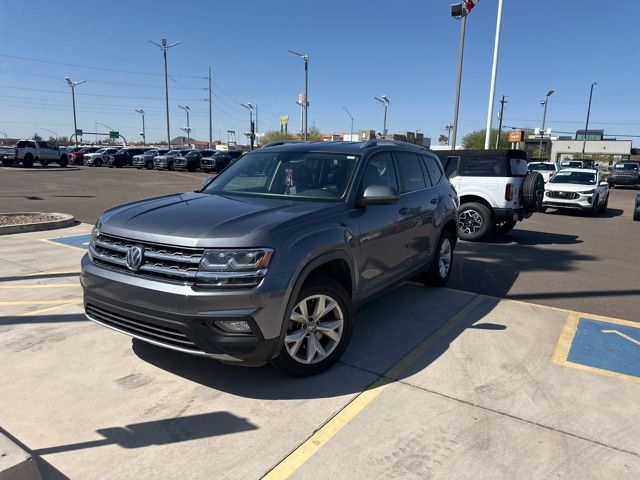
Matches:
[0,0,638,145]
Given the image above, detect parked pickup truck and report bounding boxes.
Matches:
[10,140,69,168]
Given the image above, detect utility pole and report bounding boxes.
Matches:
[495,95,507,149]
[342,106,354,140]
[65,77,85,146]
[484,0,504,149]
[150,38,181,147]
[255,104,259,140]
[208,67,213,149]
[582,82,597,158]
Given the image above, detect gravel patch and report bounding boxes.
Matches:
[0,213,66,226]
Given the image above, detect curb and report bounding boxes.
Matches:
[0,213,75,235]
[0,432,42,480]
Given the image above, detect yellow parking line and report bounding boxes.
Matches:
[39,238,87,252]
[25,270,79,276]
[0,284,79,289]
[263,294,486,480]
[0,300,81,305]
[18,300,84,317]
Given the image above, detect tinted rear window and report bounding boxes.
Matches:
[460,157,505,176]
[395,152,427,193]
[422,155,443,185]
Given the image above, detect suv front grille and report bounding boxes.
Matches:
[86,304,200,351]
[547,191,579,200]
[91,233,203,283]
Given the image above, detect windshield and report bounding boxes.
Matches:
[550,171,596,185]
[614,163,639,170]
[94,148,106,154]
[561,161,582,167]
[145,150,158,155]
[528,163,555,171]
[203,150,360,200]
[115,148,126,154]
[165,150,180,155]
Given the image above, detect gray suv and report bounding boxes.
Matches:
[81,140,459,376]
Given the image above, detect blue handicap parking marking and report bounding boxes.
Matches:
[567,318,640,378]
[49,234,91,250]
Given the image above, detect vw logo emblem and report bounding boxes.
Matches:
[126,245,144,271]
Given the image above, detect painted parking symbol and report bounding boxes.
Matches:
[43,234,91,251]
[552,313,640,383]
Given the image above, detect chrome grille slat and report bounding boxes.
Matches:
[87,305,189,340]
[547,191,579,200]
[93,233,204,283]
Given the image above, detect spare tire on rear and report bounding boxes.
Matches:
[522,171,544,212]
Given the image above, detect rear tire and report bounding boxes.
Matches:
[58,157,68,168]
[522,171,545,212]
[271,277,353,377]
[22,154,34,168]
[422,230,454,287]
[494,220,517,235]
[95,158,103,167]
[145,160,154,170]
[458,202,493,241]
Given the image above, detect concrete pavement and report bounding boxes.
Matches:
[1,226,639,479]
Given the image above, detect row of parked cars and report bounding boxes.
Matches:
[77,146,245,172]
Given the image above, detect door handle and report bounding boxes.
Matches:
[398,207,409,215]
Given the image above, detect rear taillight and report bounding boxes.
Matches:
[505,183,513,201]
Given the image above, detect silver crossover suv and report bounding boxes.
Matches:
[82,140,459,376]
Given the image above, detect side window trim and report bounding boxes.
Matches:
[419,156,435,188]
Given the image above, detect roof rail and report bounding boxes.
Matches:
[260,140,304,148]
[359,139,428,151]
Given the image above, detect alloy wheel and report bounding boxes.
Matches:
[459,209,483,235]
[438,237,452,278]
[285,294,344,364]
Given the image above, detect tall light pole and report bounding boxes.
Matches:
[342,106,354,140]
[582,82,597,158]
[41,128,58,143]
[65,77,86,146]
[374,95,390,137]
[484,0,504,149]
[207,67,213,148]
[539,90,554,157]
[149,38,181,147]
[134,108,145,145]
[288,50,309,141]
[178,105,190,146]
[241,103,255,150]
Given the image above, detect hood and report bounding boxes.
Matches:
[546,183,596,193]
[100,192,341,248]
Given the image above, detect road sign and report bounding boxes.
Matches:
[75,129,83,136]
[109,131,119,139]
[508,130,525,143]
[279,115,289,126]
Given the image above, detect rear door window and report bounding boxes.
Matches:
[422,155,444,185]
[394,152,427,193]
[459,157,504,176]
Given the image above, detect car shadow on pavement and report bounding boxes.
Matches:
[542,208,624,218]
[483,229,582,246]
[0,313,86,326]
[132,286,503,400]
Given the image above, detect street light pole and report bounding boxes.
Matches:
[150,38,181,148]
[582,82,597,158]
[241,103,255,150]
[538,90,554,158]
[208,67,213,149]
[342,107,354,140]
[134,109,146,145]
[178,105,190,146]
[451,13,467,151]
[374,96,390,137]
[288,50,309,141]
[484,0,504,149]
[65,77,86,146]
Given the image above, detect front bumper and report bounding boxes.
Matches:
[543,192,594,210]
[132,157,147,166]
[608,176,640,186]
[154,160,168,169]
[81,255,288,366]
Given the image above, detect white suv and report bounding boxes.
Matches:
[528,161,558,183]
[437,149,544,241]
[542,168,609,216]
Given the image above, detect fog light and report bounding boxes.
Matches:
[214,320,251,333]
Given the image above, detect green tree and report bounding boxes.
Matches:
[438,134,448,146]
[32,132,42,141]
[462,129,510,149]
[259,126,324,146]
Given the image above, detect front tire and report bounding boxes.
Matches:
[590,196,599,217]
[95,158,103,167]
[271,277,353,377]
[458,202,493,241]
[145,160,154,170]
[598,194,609,213]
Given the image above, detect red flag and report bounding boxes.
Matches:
[465,0,479,14]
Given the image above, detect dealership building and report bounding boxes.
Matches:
[522,129,632,163]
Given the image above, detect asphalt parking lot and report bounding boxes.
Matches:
[1,165,639,319]
[1,166,639,479]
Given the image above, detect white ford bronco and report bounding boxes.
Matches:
[435,149,544,241]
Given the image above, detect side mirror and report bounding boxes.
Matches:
[358,185,399,206]
[600,182,608,187]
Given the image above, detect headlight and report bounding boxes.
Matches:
[579,189,596,194]
[88,221,101,261]
[195,248,274,288]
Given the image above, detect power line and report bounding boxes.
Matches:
[0,84,204,101]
